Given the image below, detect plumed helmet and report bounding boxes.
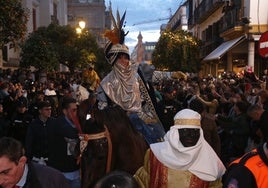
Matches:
[104,41,129,66]
[103,8,129,66]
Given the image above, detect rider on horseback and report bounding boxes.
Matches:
[96,9,165,144]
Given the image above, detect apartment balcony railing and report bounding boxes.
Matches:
[218,8,243,33]
[194,0,225,24]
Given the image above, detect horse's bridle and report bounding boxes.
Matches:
[77,125,113,173]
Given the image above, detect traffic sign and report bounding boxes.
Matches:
[259,31,268,58]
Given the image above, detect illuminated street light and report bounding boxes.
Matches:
[76,20,86,34]
[76,27,82,34]
[79,20,86,29]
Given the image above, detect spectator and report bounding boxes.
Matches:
[134,109,225,188]
[158,86,182,132]
[257,89,268,111]
[216,101,250,164]
[28,91,46,119]
[246,87,260,105]
[0,82,9,104]
[44,81,58,117]
[25,101,54,165]
[8,100,33,146]
[226,92,249,118]
[189,98,221,156]
[0,137,70,188]
[47,97,81,188]
[3,87,27,121]
[222,139,268,188]
[14,88,29,109]
[247,104,268,144]
[196,90,219,114]
[81,64,100,92]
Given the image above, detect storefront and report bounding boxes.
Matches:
[202,34,267,78]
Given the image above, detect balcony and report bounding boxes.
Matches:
[194,0,225,24]
[219,7,245,34]
[200,21,224,57]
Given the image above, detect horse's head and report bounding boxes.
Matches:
[93,107,148,173]
[78,119,112,188]
[79,107,148,188]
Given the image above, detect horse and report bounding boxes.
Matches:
[77,106,148,188]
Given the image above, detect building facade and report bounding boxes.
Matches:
[1,0,68,69]
[131,32,156,64]
[1,0,108,69]
[67,0,108,47]
[187,0,268,77]
[167,2,188,31]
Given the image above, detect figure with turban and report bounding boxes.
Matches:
[96,9,165,144]
[134,109,226,188]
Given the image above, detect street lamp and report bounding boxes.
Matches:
[76,20,86,34]
[79,20,86,29]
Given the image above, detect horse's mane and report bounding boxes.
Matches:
[80,106,148,188]
[95,106,147,149]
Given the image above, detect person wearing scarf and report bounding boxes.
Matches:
[96,9,165,144]
[134,109,226,188]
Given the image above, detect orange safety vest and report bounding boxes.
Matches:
[231,149,268,188]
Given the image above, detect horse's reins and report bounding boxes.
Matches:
[77,125,112,173]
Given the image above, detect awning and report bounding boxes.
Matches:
[203,36,246,61]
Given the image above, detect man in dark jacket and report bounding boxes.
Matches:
[0,137,70,188]
[8,100,33,146]
[247,104,268,143]
[216,101,250,164]
[25,101,54,165]
[48,97,81,188]
[158,86,182,132]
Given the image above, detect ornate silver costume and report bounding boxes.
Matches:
[97,9,165,144]
[98,61,141,113]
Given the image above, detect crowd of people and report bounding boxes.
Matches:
[0,69,84,188]
[1,10,268,187]
[0,64,267,187]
